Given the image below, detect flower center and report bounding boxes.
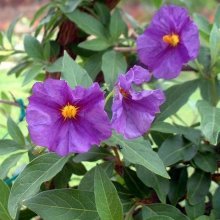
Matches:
[119,87,129,98]
[61,103,79,119]
[163,33,180,47]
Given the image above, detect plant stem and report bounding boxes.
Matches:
[105,90,114,105]
[114,46,136,52]
[0,99,20,107]
[210,76,218,106]
[124,204,136,220]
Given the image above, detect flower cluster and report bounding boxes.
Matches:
[26,5,199,156]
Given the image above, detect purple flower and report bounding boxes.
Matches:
[26,79,112,156]
[111,65,165,139]
[137,5,199,79]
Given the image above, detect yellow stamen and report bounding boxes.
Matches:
[163,33,180,47]
[61,103,79,120]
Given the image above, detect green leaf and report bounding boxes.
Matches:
[168,168,187,205]
[8,153,69,219]
[6,17,20,44]
[94,165,123,220]
[156,80,198,121]
[22,64,43,86]
[107,133,169,179]
[24,189,99,220]
[61,51,92,88]
[24,35,44,60]
[151,121,201,144]
[0,139,25,155]
[110,9,127,41]
[185,200,205,219]
[197,100,220,145]
[187,170,211,205]
[45,57,63,73]
[102,50,127,89]
[136,165,169,203]
[79,38,110,51]
[210,24,220,66]
[0,32,4,47]
[153,0,163,8]
[73,147,112,163]
[193,14,211,35]
[147,204,189,220]
[94,2,110,26]
[158,136,198,166]
[0,180,11,220]
[79,161,113,191]
[213,187,220,219]
[215,5,220,28]
[142,206,157,219]
[84,53,103,81]
[59,0,81,13]
[146,216,174,220]
[66,9,107,39]
[30,3,50,26]
[124,167,150,198]
[193,152,217,173]
[0,152,24,179]
[7,117,25,145]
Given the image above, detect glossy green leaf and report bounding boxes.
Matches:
[73,147,112,163]
[110,9,127,41]
[197,100,220,145]
[107,133,169,178]
[59,0,81,13]
[79,38,110,51]
[61,51,92,88]
[136,165,169,203]
[24,35,44,60]
[94,2,110,26]
[185,200,205,219]
[22,64,43,86]
[193,14,211,35]
[7,117,25,145]
[0,140,24,155]
[24,189,99,220]
[45,57,63,73]
[187,170,211,205]
[210,24,220,66]
[158,135,198,166]
[8,153,69,219]
[79,161,113,191]
[6,17,20,44]
[151,121,201,144]
[168,168,187,205]
[84,53,102,80]
[0,180,11,220]
[94,165,123,220]
[213,187,220,218]
[146,216,174,220]
[157,80,198,121]
[66,9,107,38]
[193,152,217,173]
[102,50,127,89]
[0,152,24,179]
[215,5,220,27]
[147,204,189,220]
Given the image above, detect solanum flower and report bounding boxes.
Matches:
[111,65,165,139]
[26,79,111,156]
[137,5,199,79]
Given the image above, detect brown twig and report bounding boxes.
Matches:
[0,99,19,107]
[114,46,137,52]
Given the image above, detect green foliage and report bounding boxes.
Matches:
[0,1,219,220]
